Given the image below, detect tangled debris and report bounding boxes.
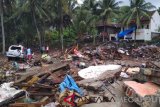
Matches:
[0,42,160,107]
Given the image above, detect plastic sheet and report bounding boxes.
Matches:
[59,75,83,95]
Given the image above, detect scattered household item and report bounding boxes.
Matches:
[74,48,84,58]
[19,63,30,70]
[41,54,52,63]
[120,72,130,78]
[126,67,140,74]
[0,82,23,103]
[45,102,56,107]
[12,62,19,70]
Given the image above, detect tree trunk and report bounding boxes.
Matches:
[103,20,105,42]
[103,18,108,42]
[59,1,64,52]
[93,34,96,45]
[60,25,64,52]
[0,0,5,54]
[134,28,137,42]
[33,11,42,49]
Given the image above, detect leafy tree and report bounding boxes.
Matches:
[115,6,130,23]
[70,0,99,45]
[46,0,77,51]
[72,8,97,39]
[12,0,50,49]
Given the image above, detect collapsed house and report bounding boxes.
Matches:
[0,41,160,107]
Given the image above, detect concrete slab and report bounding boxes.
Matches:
[124,81,159,97]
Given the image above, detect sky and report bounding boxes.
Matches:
[77,0,160,8]
[119,0,160,8]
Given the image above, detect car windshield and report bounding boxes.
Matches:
[10,46,21,50]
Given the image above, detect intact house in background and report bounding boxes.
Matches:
[125,11,160,41]
[97,11,160,41]
[96,23,121,41]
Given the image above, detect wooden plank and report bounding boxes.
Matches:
[29,92,55,96]
[14,83,53,89]
[10,102,48,107]
[15,63,69,84]
[22,76,39,90]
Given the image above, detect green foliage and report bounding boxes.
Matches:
[99,0,122,23]
[122,0,156,27]
[63,27,76,41]
[91,27,98,35]
[0,0,157,50]
[45,27,76,46]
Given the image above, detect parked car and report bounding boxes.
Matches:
[6,45,26,60]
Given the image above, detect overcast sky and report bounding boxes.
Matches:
[77,0,160,8]
[119,0,160,8]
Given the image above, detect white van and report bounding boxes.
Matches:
[6,45,26,60]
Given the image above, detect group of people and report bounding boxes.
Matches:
[41,45,49,54]
[24,45,49,61]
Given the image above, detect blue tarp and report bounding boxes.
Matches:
[118,27,136,38]
[59,75,83,96]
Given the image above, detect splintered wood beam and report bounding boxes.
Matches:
[29,92,55,96]
[14,63,69,86]
[13,83,53,89]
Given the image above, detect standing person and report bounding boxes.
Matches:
[27,48,32,60]
[41,46,45,54]
[46,45,49,53]
[24,48,27,59]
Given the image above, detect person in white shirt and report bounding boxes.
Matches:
[27,48,32,60]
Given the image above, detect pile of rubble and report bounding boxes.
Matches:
[122,61,160,107]
[0,42,159,107]
[131,45,160,61]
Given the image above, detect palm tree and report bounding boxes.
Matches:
[98,0,122,42]
[46,0,76,51]
[118,6,130,22]
[72,8,96,38]
[12,0,49,49]
[68,0,77,16]
[122,0,155,41]
[82,0,98,12]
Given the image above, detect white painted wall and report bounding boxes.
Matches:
[109,29,151,41]
[110,11,160,41]
[150,11,160,32]
[110,34,116,40]
[131,29,151,41]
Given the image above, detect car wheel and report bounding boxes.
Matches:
[8,57,11,61]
